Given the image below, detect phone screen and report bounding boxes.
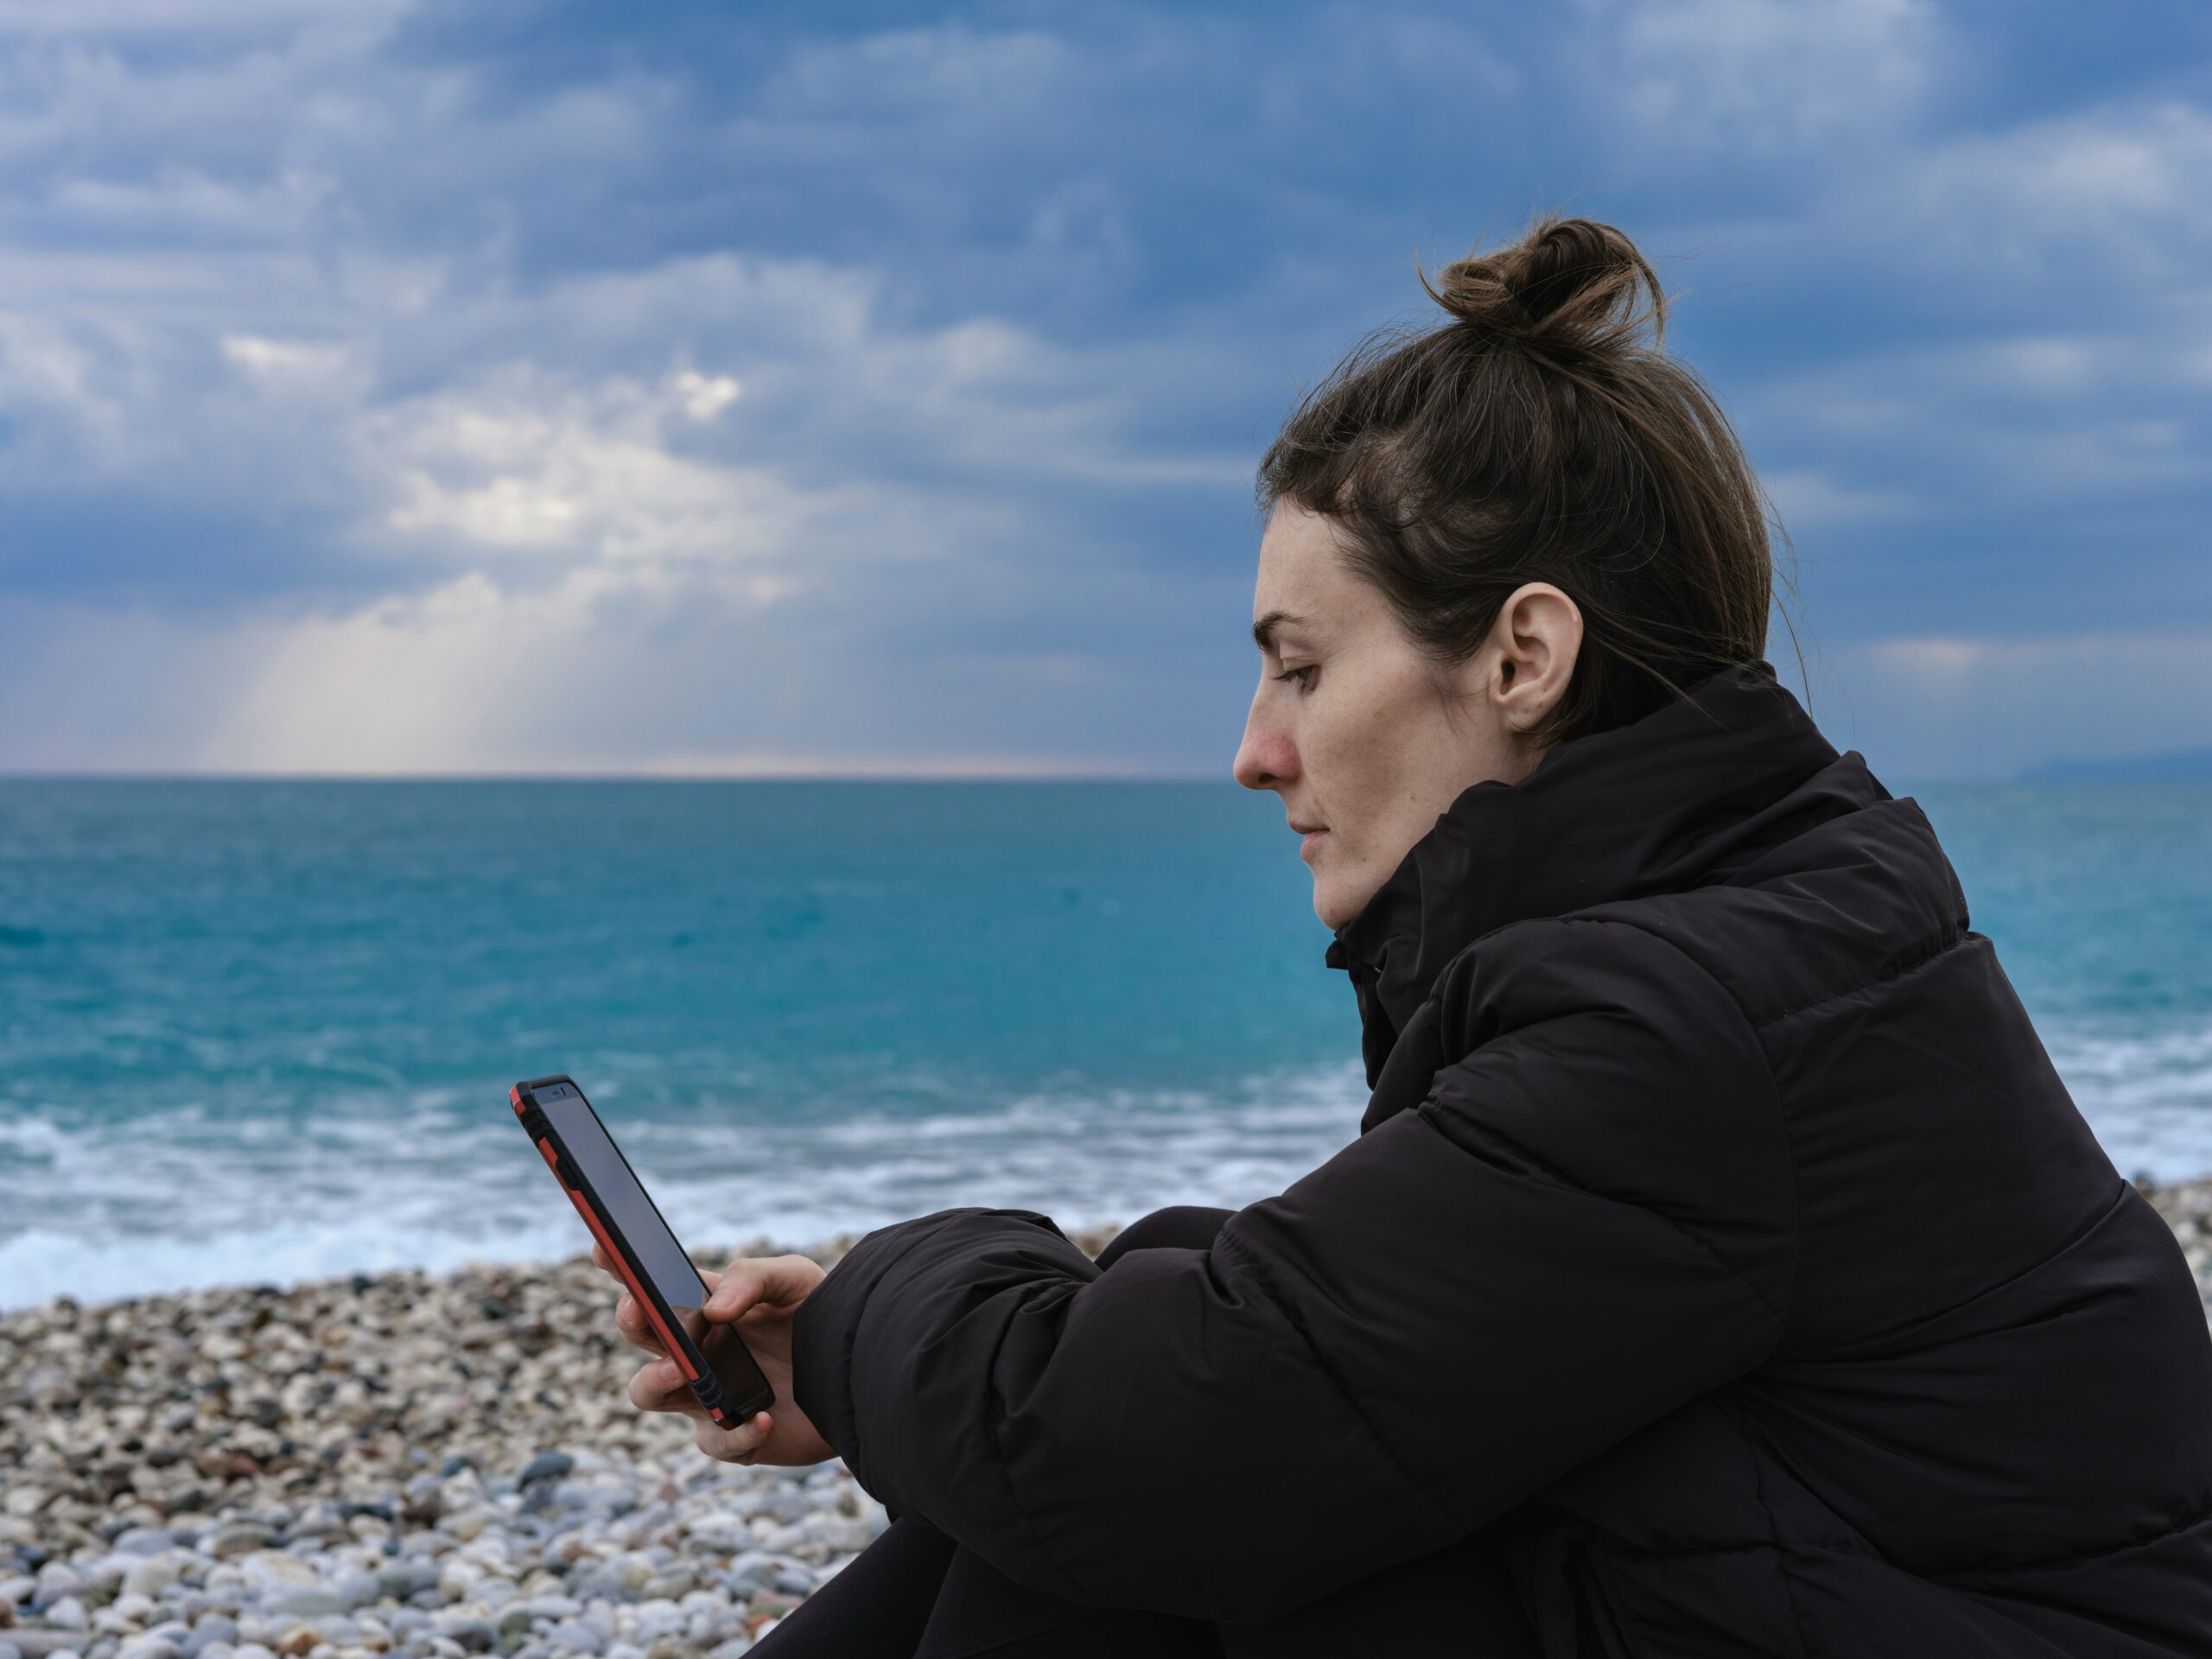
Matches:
[537,1090,708,1316]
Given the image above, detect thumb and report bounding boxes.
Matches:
[704,1255,814,1321]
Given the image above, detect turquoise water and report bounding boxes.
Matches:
[2,779,2208,1308]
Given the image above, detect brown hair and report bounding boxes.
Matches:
[1257,211,1793,747]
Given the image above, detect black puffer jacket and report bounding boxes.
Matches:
[791,662,2212,1656]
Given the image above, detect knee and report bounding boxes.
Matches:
[1094,1205,1232,1268]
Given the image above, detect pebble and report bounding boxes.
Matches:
[443,1619,495,1656]
[518,1458,572,1490]
[257,1596,344,1626]
[118,1567,173,1605]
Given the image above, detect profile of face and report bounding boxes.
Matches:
[1233,501,1585,931]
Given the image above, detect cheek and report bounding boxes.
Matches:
[1313,665,1418,785]
[1305,664,1448,870]
[1300,703,1390,841]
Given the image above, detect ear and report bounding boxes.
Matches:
[1486,582,1583,734]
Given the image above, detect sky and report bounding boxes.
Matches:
[0,0,2206,782]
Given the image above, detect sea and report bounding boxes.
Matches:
[3,779,2209,1312]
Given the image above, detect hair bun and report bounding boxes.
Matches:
[1424,213,1667,350]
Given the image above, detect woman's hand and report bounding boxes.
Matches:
[594,1241,836,1467]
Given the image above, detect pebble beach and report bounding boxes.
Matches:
[5,1187,2210,1659]
[0,1222,1123,1659]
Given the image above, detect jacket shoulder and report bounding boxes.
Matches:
[1422,907,1764,1065]
[1577,795,1970,1033]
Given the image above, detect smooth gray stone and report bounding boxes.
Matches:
[182,1615,238,1657]
[719,1555,775,1596]
[738,1491,804,1527]
[118,1565,175,1603]
[435,1620,493,1656]
[375,1567,438,1604]
[204,1530,275,1565]
[257,1591,346,1622]
[518,1458,573,1489]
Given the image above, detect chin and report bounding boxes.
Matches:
[1312,880,1354,933]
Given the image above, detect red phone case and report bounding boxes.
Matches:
[510,1077,773,1429]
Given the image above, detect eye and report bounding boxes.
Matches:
[1274,664,1317,692]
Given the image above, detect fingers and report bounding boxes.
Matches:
[704,1255,823,1323]
[613,1293,667,1357]
[625,1358,776,1467]
[627,1361,771,1459]
[627,1354,702,1418]
[698,1410,773,1465]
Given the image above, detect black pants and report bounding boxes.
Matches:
[753,1205,1234,1658]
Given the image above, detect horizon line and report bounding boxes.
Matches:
[0,769,2199,789]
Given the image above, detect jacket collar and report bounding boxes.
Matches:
[1325,660,1875,1080]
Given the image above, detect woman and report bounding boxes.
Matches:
[601,215,2212,1656]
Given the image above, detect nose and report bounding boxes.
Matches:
[1233,681,1297,791]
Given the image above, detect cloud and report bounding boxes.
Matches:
[1796,629,2212,781]
[1759,467,1913,526]
[1893,99,2212,284]
[1585,0,1944,161]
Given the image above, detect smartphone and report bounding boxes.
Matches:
[510,1074,775,1428]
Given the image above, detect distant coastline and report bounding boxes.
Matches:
[2019,747,2212,785]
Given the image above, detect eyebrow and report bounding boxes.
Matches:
[1251,609,1310,655]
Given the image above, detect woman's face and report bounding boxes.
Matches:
[1233,501,1577,931]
